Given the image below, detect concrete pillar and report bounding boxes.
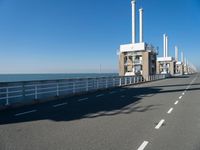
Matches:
[169,62,175,75]
[142,52,150,81]
[139,8,143,43]
[131,0,136,44]
[119,53,125,76]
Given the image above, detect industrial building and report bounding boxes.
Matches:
[184,58,189,74]
[118,0,158,81]
[174,46,184,75]
[157,34,176,75]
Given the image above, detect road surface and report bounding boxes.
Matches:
[0,74,200,150]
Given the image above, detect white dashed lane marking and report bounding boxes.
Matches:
[78,98,89,102]
[53,102,68,108]
[155,119,165,129]
[174,101,179,105]
[15,110,37,117]
[96,94,104,97]
[167,108,173,114]
[137,141,149,150]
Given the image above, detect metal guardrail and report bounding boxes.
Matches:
[0,74,167,107]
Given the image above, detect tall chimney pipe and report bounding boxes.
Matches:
[165,36,169,57]
[185,58,187,66]
[139,8,143,43]
[131,0,136,44]
[175,46,178,61]
[181,52,184,63]
[163,34,166,57]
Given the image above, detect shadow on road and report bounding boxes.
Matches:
[0,86,163,125]
[0,75,199,125]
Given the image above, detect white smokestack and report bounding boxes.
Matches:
[181,52,184,63]
[165,36,169,57]
[131,0,136,44]
[139,8,143,43]
[163,34,166,57]
[175,46,178,61]
[185,57,187,66]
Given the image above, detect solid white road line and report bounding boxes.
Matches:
[78,98,88,102]
[155,119,165,129]
[167,108,173,114]
[96,94,104,97]
[137,141,149,150]
[15,110,37,117]
[179,96,182,99]
[174,101,179,105]
[53,102,68,107]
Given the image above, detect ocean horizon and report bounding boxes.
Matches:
[0,73,118,82]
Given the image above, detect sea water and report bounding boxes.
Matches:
[0,73,118,82]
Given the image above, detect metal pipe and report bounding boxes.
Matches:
[181,52,184,63]
[175,46,178,61]
[166,36,168,57]
[139,8,143,43]
[163,34,166,57]
[131,0,136,44]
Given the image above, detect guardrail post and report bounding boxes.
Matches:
[22,83,25,99]
[5,87,9,106]
[106,78,108,89]
[113,78,115,87]
[125,78,127,85]
[129,77,132,84]
[119,78,122,86]
[35,84,38,100]
[56,82,59,96]
[73,81,76,94]
[97,79,99,89]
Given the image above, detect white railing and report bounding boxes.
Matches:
[0,74,168,107]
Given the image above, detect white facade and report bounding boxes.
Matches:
[120,43,146,53]
[157,57,174,62]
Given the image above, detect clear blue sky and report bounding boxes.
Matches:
[0,0,199,73]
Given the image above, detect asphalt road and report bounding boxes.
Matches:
[0,74,199,150]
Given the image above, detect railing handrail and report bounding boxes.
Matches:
[0,74,167,107]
